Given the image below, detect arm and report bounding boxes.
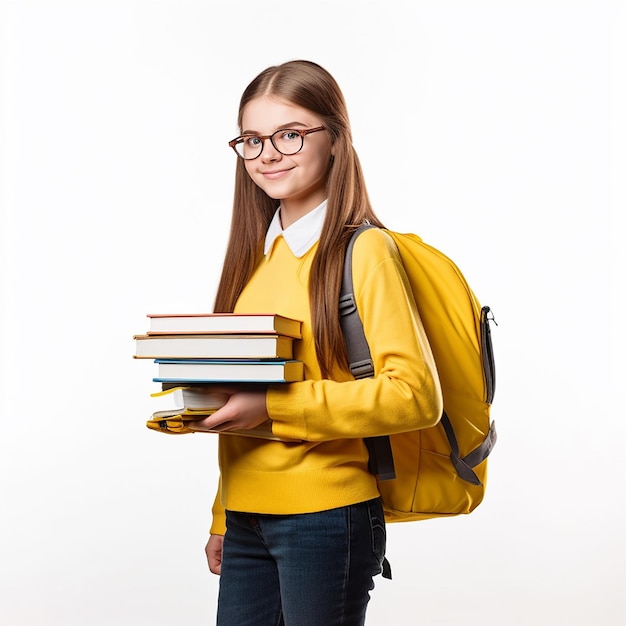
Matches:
[269,229,443,442]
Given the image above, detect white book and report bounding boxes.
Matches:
[134,334,294,359]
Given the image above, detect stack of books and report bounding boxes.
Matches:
[134,312,304,438]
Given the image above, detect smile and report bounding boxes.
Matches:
[262,168,293,180]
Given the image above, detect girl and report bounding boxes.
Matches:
[191,60,442,626]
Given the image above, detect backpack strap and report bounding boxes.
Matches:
[340,224,396,480]
[441,413,497,486]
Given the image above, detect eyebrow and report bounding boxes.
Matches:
[240,121,309,135]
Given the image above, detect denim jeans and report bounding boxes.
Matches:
[216,498,387,626]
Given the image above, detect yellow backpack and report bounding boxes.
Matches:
[340,225,497,523]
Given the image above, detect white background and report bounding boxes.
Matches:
[1,1,623,625]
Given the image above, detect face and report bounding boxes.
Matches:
[240,96,333,221]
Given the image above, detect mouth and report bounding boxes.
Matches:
[262,167,293,180]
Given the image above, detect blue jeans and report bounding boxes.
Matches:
[216,498,387,626]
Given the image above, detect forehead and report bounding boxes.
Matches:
[241,96,321,132]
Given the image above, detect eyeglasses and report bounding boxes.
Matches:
[228,126,326,160]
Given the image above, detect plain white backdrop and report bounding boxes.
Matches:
[1,1,623,624]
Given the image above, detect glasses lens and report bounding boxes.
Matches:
[272,130,303,155]
[234,136,263,159]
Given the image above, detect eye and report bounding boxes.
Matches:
[280,130,301,143]
[244,136,262,147]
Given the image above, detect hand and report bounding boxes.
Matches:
[206,534,224,575]
[187,385,269,433]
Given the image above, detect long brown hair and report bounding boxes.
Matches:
[214,60,384,377]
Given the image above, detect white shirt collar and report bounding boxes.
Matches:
[264,199,328,258]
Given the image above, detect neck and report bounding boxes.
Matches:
[280,195,325,229]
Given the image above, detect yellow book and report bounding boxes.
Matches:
[146,313,302,338]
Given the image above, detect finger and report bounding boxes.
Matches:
[209,560,222,575]
[185,403,235,430]
[187,420,236,432]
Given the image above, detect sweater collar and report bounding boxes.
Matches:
[264,199,328,258]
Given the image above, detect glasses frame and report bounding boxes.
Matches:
[228,126,326,160]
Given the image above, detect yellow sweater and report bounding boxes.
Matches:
[210,228,442,534]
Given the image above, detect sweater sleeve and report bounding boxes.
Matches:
[268,229,443,442]
[209,479,226,535]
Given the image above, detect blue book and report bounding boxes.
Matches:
[153,359,304,383]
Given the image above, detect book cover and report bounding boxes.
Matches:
[146,313,302,339]
[134,333,294,360]
[153,359,304,383]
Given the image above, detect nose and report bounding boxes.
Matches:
[260,137,282,162]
